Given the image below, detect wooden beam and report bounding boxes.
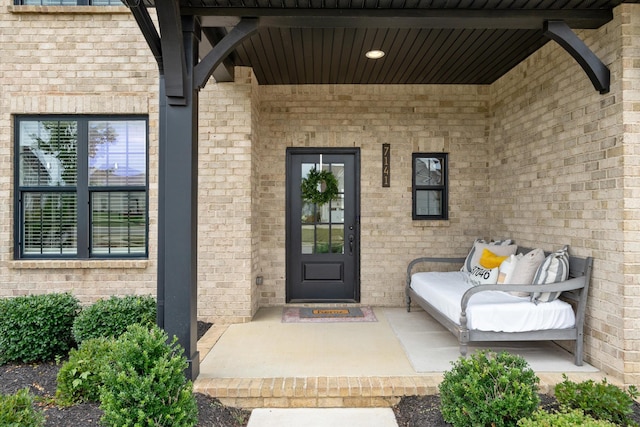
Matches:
[193,9,612,30]
[202,27,236,82]
[194,18,258,90]
[156,0,187,103]
[123,0,163,72]
[544,20,610,94]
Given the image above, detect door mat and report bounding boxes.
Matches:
[282,306,378,323]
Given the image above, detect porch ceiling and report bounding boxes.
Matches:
[169,0,630,85]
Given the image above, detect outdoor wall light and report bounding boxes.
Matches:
[256,275,264,286]
[365,49,385,59]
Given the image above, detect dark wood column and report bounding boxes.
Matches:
[157,16,200,380]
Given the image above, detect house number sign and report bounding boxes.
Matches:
[382,143,390,187]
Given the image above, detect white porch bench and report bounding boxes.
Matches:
[405,247,593,366]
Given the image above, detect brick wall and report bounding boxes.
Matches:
[0,6,160,302]
[621,4,640,386]
[488,4,638,383]
[197,68,256,323]
[255,85,493,307]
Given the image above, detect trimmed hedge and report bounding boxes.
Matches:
[0,293,80,364]
[518,409,617,427]
[72,295,156,344]
[0,388,45,427]
[56,337,118,406]
[99,324,198,427]
[439,350,540,427]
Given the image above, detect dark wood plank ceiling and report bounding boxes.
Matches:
[178,0,632,85]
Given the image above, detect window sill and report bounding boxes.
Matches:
[8,5,131,14]
[8,259,150,269]
[413,220,450,227]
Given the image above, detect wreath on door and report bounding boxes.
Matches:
[301,168,339,206]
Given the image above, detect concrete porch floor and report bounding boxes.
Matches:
[193,307,615,409]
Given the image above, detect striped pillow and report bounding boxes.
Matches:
[531,246,570,303]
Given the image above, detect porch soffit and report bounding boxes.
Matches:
[159,0,622,85]
[140,0,635,87]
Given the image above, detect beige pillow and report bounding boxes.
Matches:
[511,248,545,284]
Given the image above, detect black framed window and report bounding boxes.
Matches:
[15,115,148,259]
[412,153,448,220]
[14,0,123,5]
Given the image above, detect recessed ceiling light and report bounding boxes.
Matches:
[365,50,385,59]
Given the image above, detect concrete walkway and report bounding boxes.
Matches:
[247,408,398,427]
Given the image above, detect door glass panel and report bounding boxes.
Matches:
[301,201,316,223]
[331,194,344,223]
[332,163,345,192]
[331,224,345,254]
[300,160,347,254]
[301,225,314,254]
[315,224,330,253]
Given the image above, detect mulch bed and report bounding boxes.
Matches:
[0,321,251,427]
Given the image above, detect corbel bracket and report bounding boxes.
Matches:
[123,0,163,73]
[194,18,259,90]
[544,20,610,94]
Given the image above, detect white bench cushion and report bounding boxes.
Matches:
[410,271,576,332]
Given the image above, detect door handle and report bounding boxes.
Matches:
[348,234,354,256]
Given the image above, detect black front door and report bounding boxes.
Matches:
[286,148,360,302]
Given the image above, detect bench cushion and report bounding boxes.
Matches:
[410,271,576,332]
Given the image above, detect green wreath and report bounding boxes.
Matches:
[301,168,339,206]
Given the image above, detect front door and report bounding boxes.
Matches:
[286,148,360,302]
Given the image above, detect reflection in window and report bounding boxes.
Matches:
[412,153,448,220]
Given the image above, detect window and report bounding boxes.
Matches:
[412,153,448,220]
[14,0,123,5]
[15,116,148,259]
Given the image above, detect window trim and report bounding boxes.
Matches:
[14,114,149,260]
[412,152,449,221]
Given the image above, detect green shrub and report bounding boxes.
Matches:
[554,373,639,426]
[0,293,80,364]
[439,350,540,427]
[518,408,617,427]
[99,324,198,427]
[0,388,45,427]
[72,295,156,344]
[56,337,118,406]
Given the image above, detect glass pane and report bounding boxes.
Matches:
[91,191,146,254]
[301,225,314,254]
[415,157,442,186]
[317,203,329,223]
[22,192,77,255]
[331,163,345,192]
[19,120,77,187]
[301,201,316,223]
[330,194,344,223]
[315,224,330,254]
[416,190,442,216]
[89,120,146,187]
[331,224,345,254]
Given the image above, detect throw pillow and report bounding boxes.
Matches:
[479,248,509,269]
[531,246,570,303]
[508,248,546,295]
[462,239,517,273]
[469,265,500,286]
[497,254,519,285]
